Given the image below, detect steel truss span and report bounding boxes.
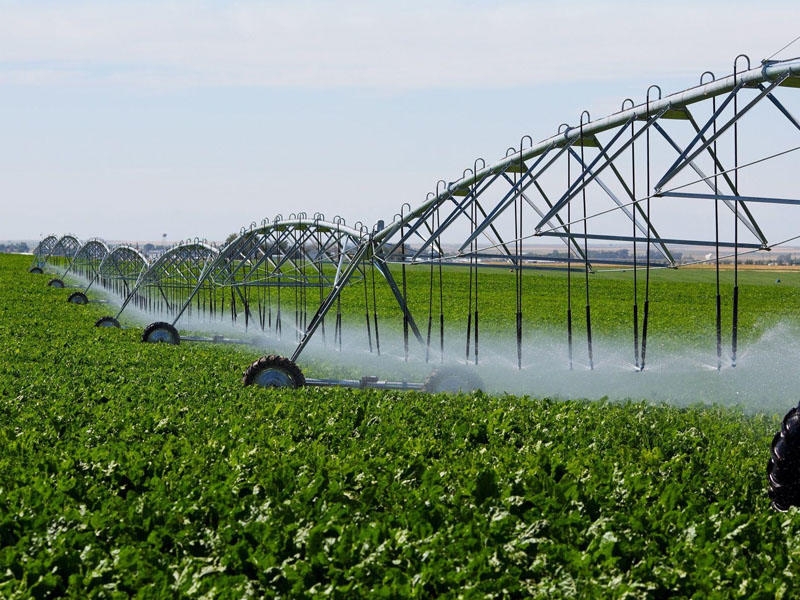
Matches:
[63,238,109,282]
[162,215,378,347]
[44,235,82,274]
[31,56,800,384]
[292,56,800,372]
[30,235,58,272]
[95,245,149,300]
[27,55,800,511]
[111,240,219,324]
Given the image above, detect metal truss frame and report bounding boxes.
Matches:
[112,241,219,321]
[60,238,109,284]
[43,234,82,273]
[95,245,149,299]
[287,56,800,366]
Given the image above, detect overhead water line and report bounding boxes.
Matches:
[579,111,594,370]
[622,97,641,370]
[517,137,532,369]
[640,85,661,372]
[566,126,574,370]
[702,69,723,372]
[731,54,750,368]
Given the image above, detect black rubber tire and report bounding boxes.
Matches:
[47,278,65,288]
[67,291,89,305]
[95,316,121,328]
[141,321,180,345]
[422,366,484,394]
[29,266,43,274]
[242,355,305,388]
[768,404,800,511]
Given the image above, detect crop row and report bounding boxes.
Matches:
[2,252,800,597]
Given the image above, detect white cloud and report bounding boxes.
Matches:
[0,1,799,90]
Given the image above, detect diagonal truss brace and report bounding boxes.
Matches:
[535,109,669,232]
[654,75,789,191]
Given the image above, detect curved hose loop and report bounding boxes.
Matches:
[578,111,591,152]
[297,211,307,220]
[426,191,435,202]
[472,158,485,192]
[313,211,325,222]
[506,146,517,158]
[519,135,533,157]
[646,85,662,120]
[734,53,751,80]
[435,178,448,201]
[273,214,283,223]
[288,212,297,221]
[261,217,270,227]
[621,98,635,111]
[558,122,572,144]
[333,214,344,226]
[646,84,661,104]
[239,226,247,235]
[700,70,715,85]
[401,202,412,219]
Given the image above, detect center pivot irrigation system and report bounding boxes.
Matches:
[29,54,800,508]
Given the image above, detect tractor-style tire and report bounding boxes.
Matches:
[95,316,121,328]
[48,278,65,288]
[768,404,800,511]
[29,266,43,274]
[142,321,180,345]
[422,366,484,394]
[67,291,89,305]
[243,355,305,388]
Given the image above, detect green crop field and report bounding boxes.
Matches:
[2,251,800,598]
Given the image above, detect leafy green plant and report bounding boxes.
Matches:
[2,252,799,598]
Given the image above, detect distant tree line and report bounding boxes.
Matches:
[0,242,30,254]
[743,253,800,266]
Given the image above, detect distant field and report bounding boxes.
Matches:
[375,261,800,344]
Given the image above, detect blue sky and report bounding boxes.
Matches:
[1,0,799,243]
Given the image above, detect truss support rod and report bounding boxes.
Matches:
[457,145,563,251]
[653,120,767,244]
[291,239,375,362]
[659,191,800,207]
[375,58,800,244]
[566,146,674,265]
[536,230,763,250]
[372,258,425,346]
[759,83,800,132]
[535,111,666,232]
[409,174,502,261]
[655,82,744,192]
[523,181,590,265]
[655,75,789,191]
